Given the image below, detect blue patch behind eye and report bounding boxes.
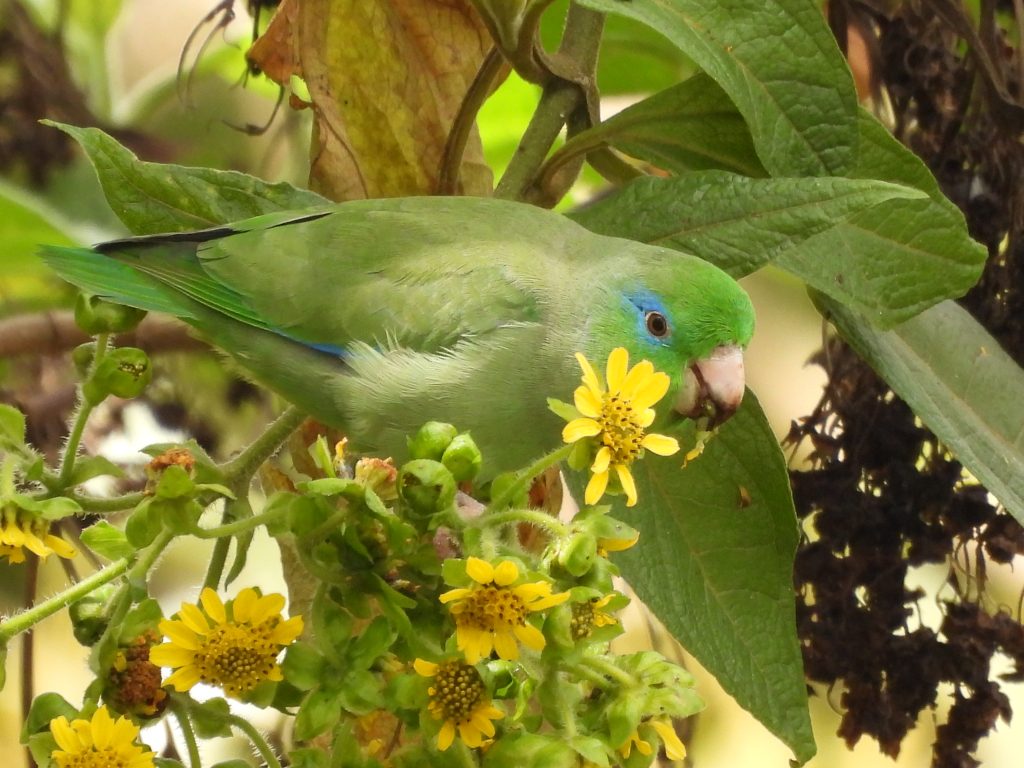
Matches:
[623,289,672,347]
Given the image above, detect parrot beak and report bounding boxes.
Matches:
[674,344,745,428]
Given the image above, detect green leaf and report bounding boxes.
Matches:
[570,172,925,277]
[67,455,125,486]
[21,692,77,738]
[0,404,26,447]
[591,75,765,177]
[613,392,814,762]
[44,122,329,235]
[824,298,1024,523]
[189,697,233,739]
[775,112,987,325]
[80,521,133,560]
[577,0,858,176]
[0,180,77,315]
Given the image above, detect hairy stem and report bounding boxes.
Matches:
[57,333,108,488]
[228,713,283,768]
[486,444,572,512]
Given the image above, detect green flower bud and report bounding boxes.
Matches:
[69,583,118,645]
[557,531,598,577]
[82,347,152,404]
[397,459,456,517]
[441,432,482,482]
[488,471,527,509]
[74,292,147,335]
[406,421,458,461]
[71,342,97,378]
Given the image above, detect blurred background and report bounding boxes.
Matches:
[0,0,1021,765]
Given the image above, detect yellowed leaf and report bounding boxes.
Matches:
[250,0,493,199]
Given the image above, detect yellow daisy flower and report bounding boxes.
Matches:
[49,705,155,768]
[570,594,619,640]
[414,658,504,751]
[0,509,75,564]
[149,587,304,700]
[562,348,680,507]
[439,557,569,663]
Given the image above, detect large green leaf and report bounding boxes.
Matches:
[775,112,987,325]
[825,298,1024,523]
[578,0,858,176]
[612,392,814,762]
[45,122,329,235]
[570,173,925,277]
[585,75,766,177]
[0,181,78,314]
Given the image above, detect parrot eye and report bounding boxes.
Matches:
[645,311,669,338]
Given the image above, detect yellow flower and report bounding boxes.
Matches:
[439,557,569,663]
[149,587,303,699]
[562,348,680,507]
[49,705,155,768]
[570,594,619,640]
[617,719,687,763]
[414,658,504,751]
[0,509,76,564]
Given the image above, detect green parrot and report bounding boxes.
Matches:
[42,196,754,472]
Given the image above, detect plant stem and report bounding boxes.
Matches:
[189,503,290,539]
[219,405,305,487]
[477,507,569,537]
[438,46,508,194]
[57,333,109,488]
[228,713,283,768]
[494,3,605,202]
[0,556,129,641]
[575,655,637,689]
[69,491,146,513]
[487,444,572,512]
[171,699,202,768]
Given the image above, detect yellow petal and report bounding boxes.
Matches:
[639,408,656,428]
[90,706,115,750]
[43,534,77,560]
[230,588,259,623]
[513,582,552,600]
[526,591,570,611]
[575,352,602,395]
[591,446,611,474]
[620,359,654,399]
[471,710,498,738]
[148,644,198,668]
[437,720,456,751]
[493,630,519,660]
[465,556,494,584]
[616,464,639,507]
[164,665,202,692]
[199,588,226,624]
[250,592,286,624]
[271,615,305,644]
[177,603,211,634]
[413,658,438,677]
[641,433,680,456]
[651,719,687,761]
[630,370,671,411]
[573,386,602,418]
[492,560,519,586]
[21,530,49,557]
[585,470,609,505]
[562,417,601,444]
[459,721,483,748]
[49,717,77,751]
[606,347,629,392]
[160,622,201,651]
[513,622,546,651]
[439,587,471,604]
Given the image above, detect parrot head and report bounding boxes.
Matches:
[590,254,755,429]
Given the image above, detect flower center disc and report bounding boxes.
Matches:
[431,662,486,724]
[462,586,528,631]
[195,623,279,695]
[599,393,645,463]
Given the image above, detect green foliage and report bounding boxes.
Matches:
[1,1,1007,766]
